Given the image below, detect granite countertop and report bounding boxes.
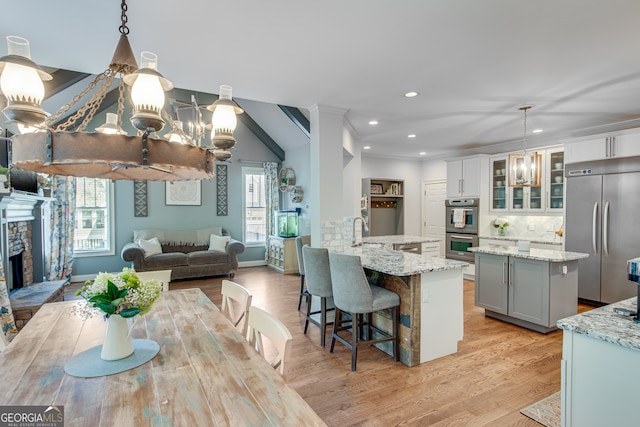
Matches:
[478,235,563,245]
[469,245,589,262]
[337,245,467,276]
[557,297,640,352]
[362,235,441,246]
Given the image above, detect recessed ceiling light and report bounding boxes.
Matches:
[419,152,426,156]
[368,120,378,125]
[408,134,416,138]
[533,129,543,133]
[404,91,419,98]
[363,146,371,150]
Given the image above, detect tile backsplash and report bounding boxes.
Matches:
[487,215,564,242]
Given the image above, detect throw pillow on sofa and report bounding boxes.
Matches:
[139,237,163,258]
[209,234,230,252]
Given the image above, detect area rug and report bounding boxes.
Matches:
[520,391,560,427]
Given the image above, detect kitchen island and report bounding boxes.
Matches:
[558,298,640,426]
[337,245,467,366]
[470,245,588,333]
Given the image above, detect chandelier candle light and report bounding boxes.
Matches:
[0,0,243,181]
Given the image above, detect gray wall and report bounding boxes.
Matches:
[72,101,281,276]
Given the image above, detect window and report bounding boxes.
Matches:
[74,177,114,256]
[243,167,267,245]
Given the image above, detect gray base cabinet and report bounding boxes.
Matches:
[475,252,578,333]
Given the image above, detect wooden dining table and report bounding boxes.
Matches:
[0,288,326,426]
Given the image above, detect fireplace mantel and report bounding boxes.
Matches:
[0,192,53,290]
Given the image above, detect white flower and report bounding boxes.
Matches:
[75,268,162,319]
[493,217,509,228]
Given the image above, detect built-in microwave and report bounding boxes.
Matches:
[445,198,479,234]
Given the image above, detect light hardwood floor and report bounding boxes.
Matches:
[66,266,592,426]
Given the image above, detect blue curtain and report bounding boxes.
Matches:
[263,162,279,259]
[46,176,75,282]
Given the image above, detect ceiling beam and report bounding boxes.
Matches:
[278,105,310,139]
[45,69,91,100]
[238,111,285,161]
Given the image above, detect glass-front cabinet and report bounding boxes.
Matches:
[490,156,508,211]
[489,146,564,213]
[509,176,544,212]
[547,149,564,211]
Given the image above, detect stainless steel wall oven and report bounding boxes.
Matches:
[445,198,479,263]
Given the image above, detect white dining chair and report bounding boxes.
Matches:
[247,306,293,375]
[220,279,252,337]
[136,269,172,292]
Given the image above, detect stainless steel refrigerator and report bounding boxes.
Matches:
[565,157,640,304]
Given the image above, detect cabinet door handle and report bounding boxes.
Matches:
[592,201,598,254]
[509,261,513,286]
[503,262,507,285]
[606,137,610,157]
[603,200,610,256]
[611,136,616,157]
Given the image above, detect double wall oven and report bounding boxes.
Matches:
[445,198,479,263]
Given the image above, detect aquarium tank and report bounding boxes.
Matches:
[276,209,300,237]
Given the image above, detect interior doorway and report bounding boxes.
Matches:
[422,180,447,256]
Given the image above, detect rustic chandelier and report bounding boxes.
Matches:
[509,105,541,187]
[0,0,243,181]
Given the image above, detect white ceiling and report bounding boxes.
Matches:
[3,0,640,160]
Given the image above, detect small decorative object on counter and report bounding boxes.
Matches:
[555,226,563,238]
[493,217,509,236]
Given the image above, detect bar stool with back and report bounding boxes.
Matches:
[328,252,400,371]
[302,245,335,347]
[295,235,311,311]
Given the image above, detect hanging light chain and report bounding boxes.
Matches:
[119,0,130,36]
[50,70,115,131]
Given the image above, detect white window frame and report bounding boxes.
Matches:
[73,178,115,257]
[242,167,267,247]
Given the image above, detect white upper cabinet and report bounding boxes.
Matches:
[489,156,508,212]
[447,157,482,198]
[564,131,640,164]
[489,147,564,213]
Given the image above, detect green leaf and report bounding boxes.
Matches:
[119,308,141,318]
[107,281,119,299]
[110,298,124,307]
[88,295,113,304]
[94,302,115,315]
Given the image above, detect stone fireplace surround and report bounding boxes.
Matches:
[0,193,65,330]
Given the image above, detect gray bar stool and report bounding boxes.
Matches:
[328,252,400,371]
[295,235,311,311]
[302,245,335,347]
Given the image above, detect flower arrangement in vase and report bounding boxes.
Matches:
[75,268,162,360]
[493,217,509,236]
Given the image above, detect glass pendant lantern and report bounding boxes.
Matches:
[0,36,52,125]
[123,51,173,132]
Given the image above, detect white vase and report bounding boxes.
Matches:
[101,314,134,361]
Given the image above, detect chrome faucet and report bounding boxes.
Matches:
[352,216,369,246]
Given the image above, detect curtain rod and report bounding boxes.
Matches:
[237,159,277,165]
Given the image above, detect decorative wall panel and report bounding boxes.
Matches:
[216,164,228,216]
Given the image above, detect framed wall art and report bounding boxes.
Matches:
[165,180,202,206]
[370,184,383,194]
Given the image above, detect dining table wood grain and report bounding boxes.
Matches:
[0,288,326,426]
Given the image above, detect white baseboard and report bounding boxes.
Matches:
[239,260,267,268]
[70,261,268,283]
